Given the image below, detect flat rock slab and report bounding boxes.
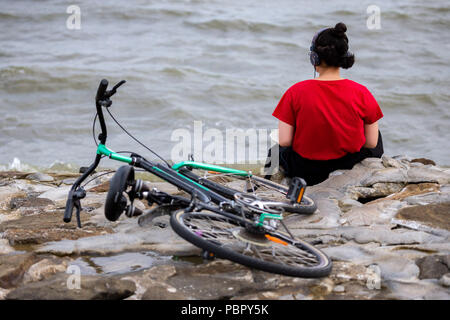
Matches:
[416,255,450,279]
[396,203,450,231]
[6,273,136,300]
[0,253,37,289]
[0,210,113,246]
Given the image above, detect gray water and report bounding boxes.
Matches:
[1,0,449,170]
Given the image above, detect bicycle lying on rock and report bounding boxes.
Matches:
[63,79,332,278]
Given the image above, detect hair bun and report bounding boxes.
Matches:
[332,22,347,38]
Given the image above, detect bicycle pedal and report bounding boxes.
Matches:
[125,204,143,218]
[286,177,307,204]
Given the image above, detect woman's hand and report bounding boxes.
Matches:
[363,121,379,148]
[278,120,295,147]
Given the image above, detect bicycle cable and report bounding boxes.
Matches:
[92,113,99,147]
[81,170,115,188]
[91,109,170,167]
[105,108,171,167]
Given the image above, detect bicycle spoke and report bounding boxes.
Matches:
[181,213,321,268]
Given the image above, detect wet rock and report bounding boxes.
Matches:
[0,210,112,245]
[322,243,374,263]
[404,192,450,206]
[141,283,186,300]
[6,273,136,300]
[396,203,450,231]
[338,198,363,213]
[439,273,450,287]
[37,185,72,203]
[340,200,404,227]
[0,171,30,180]
[61,178,77,185]
[0,253,37,288]
[407,167,450,184]
[382,183,440,202]
[333,285,345,293]
[361,168,408,186]
[0,239,14,255]
[88,180,110,193]
[163,260,258,300]
[383,279,449,299]
[381,155,408,169]
[416,255,450,279]
[25,172,54,183]
[285,198,341,229]
[411,158,436,166]
[341,226,443,246]
[375,255,420,281]
[121,264,180,300]
[37,225,199,256]
[9,195,54,212]
[23,258,69,283]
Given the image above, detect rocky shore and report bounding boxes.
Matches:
[0,155,449,300]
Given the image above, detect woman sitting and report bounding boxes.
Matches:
[266,22,384,186]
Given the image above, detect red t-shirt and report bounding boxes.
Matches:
[272,79,383,160]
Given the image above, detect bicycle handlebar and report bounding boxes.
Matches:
[63,195,75,223]
[96,79,109,103]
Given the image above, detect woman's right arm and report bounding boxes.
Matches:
[363,121,379,148]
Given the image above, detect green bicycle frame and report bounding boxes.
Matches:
[172,161,251,177]
[97,145,251,180]
[97,144,132,163]
[96,144,211,192]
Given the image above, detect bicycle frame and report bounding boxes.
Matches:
[172,161,250,177]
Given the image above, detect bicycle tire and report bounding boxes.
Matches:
[104,165,134,221]
[170,210,332,278]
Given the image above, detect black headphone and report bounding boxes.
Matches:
[309,27,329,67]
[309,27,354,67]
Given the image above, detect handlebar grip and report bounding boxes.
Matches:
[63,197,75,223]
[96,79,109,101]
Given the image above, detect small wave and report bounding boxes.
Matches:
[383,10,413,21]
[0,158,80,173]
[0,65,92,93]
[0,158,37,172]
[0,12,19,20]
[160,67,186,78]
[184,19,295,33]
[106,6,193,21]
[329,10,356,16]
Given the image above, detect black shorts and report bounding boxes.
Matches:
[264,131,384,186]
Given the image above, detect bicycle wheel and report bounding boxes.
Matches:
[170,210,332,278]
[181,169,317,215]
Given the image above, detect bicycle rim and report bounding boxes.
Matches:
[170,210,332,278]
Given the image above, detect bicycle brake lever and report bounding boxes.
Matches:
[74,199,82,228]
[105,80,126,98]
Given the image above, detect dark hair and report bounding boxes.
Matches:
[315,22,355,69]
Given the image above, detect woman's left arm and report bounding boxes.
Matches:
[278,120,295,147]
